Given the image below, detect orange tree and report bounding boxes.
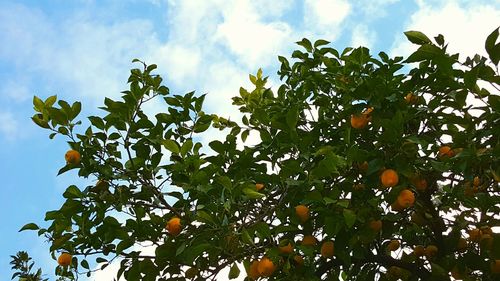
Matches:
[20,28,500,280]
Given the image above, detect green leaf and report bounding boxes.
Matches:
[33,96,45,112]
[116,239,134,255]
[253,222,271,238]
[19,223,39,232]
[63,185,83,199]
[343,209,356,228]
[44,95,57,107]
[405,44,443,63]
[31,116,50,129]
[242,187,265,199]
[314,39,330,48]
[485,26,500,65]
[162,139,180,154]
[181,139,193,157]
[404,30,432,45]
[286,106,299,129]
[209,140,225,153]
[228,263,240,279]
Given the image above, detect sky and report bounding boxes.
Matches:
[0,0,499,280]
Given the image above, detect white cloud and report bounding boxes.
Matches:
[0,79,31,102]
[356,0,400,19]
[351,24,376,48]
[304,0,351,27]
[151,44,201,86]
[215,1,292,68]
[0,111,22,141]
[391,1,500,59]
[0,3,162,106]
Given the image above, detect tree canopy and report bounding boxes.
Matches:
[18,28,500,280]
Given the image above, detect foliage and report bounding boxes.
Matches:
[10,251,47,281]
[19,28,500,280]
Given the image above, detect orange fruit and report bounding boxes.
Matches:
[480,234,493,249]
[353,183,366,191]
[380,169,399,188]
[358,161,369,172]
[258,257,276,277]
[387,266,403,278]
[391,201,404,212]
[456,238,467,252]
[185,267,198,278]
[278,242,293,255]
[295,205,310,223]
[387,240,400,251]
[166,217,182,236]
[438,145,454,158]
[350,114,370,129]
[473,176,481,187]
[363,107,374,115]
[301,235,317,246]
[450,267,463,280]
[248,260,260,279]
[413,178,428,192]
[413,245,425,257]
[411,212,426,226]
[369,220,382,233]
[320,241,335,258]
[468,228,481,242]
[397,189,415,208]
[491,260,500,274]
[255,183,265,191]
[65,149,81,165]
[57,252,72,267]
[481,226,493,235]
[405,92,418,104]
[293,255,304,266]
[425,245,438,259]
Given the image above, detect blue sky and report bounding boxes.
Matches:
[0,0,499,280]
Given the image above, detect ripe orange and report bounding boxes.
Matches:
[57,252,72,267]
[380,169,399,188]
[255,183,265,191]
[353,183,366,191]
[405,92,418,104]
[413,178,428,192]
[480,234,493,249]
[295,205,310,223]
[350,114,369,129]
[481,226,493,235]
[468,228,481,242]
[413,245,425,257]
[450,267,463,280]
[438,145,454,158]
[391,201,404,212]
[456,238,467,252]
[369,220,382,233]
[293,255,304,266]
[248,260,260,279]
[472,176,481,187]
[320,241,335,258]
[425,245,438,259]
[397,189,415,208]
[258,257,276,277]
[358,161,369,172]
[491,260,500,274]
[278,242,293,255]
[387,240,400,251]
[65,149,81,165]
[185,267,198,278]
[301,235,317,246]
[166,217,182,236]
